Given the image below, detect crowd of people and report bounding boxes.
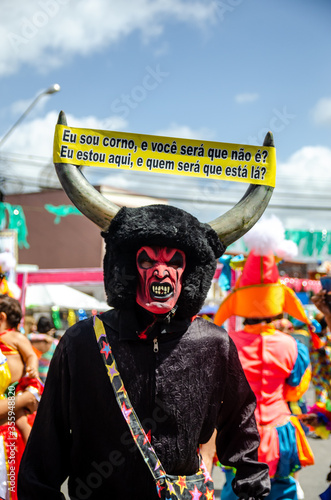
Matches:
[0,274,330,499]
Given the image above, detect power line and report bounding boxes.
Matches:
[2,171,331,209]
[1,152,331,187]
[1,153,331,210]
[3,165,331,197]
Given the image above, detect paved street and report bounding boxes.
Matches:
[212,433,330,499]
[61,387,329,499]
[62,432,329,500]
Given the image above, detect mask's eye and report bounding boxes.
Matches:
[167,252,184,269]
[138,250,155,269]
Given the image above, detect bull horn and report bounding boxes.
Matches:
[208,132,274,247]
[54,111,120,231]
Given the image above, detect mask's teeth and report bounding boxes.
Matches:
[152,284,171,296]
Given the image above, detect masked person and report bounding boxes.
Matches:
[214,216,315,500]
[18,113,274,500]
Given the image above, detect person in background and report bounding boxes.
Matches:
[272,316,312,499]
[23,315,37,336]
[0,348,39,500]
[0,295,39,385]
[0,294,42,500]
[213,216,315,500]
[28,316,59,384]
[308,291,331,405]
[299,290,331,441]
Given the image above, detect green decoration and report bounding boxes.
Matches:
[285,230,331,257]
[0,202,29,249]
[0,204,6,230]
[44,204,82,224]
[229,229,331,258]
[306,232,315,257]
[51,306,62,330]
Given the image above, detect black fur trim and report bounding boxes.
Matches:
[102,205,225,318]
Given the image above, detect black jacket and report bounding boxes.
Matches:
[18,308,270,499]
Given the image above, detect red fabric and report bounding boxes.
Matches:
[257,424,280,477]
[229,324,299,476]
[17,269,104,286]
[239,252,279,287]
[308,325,324,349]
[0,423,25,500]
[15,377,44,396]
[229,325,296,425]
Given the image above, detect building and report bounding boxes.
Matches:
[5,186,167,269]
[3,186,167,302]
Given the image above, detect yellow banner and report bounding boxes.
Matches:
[53,125,276,187]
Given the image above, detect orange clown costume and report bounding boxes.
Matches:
[214,217,315,500]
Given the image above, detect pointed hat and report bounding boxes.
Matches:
[214,216,311,326]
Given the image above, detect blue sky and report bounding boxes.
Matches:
[0,0,331,238]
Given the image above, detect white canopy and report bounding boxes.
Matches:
[25,284,109,311]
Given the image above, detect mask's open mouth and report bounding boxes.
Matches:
[150,282,173,300]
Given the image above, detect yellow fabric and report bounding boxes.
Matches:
[54,124,277,188]
[284,367,312,402]
[67,309,77,327]
[0,357,11,399]
[288,401,302,415]
[314,425,330,439]
[289,416,314,466]
[0,279,14,298]
[94,316,105,342]
[0,340,19,356]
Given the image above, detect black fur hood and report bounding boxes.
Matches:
[102,204,225,318]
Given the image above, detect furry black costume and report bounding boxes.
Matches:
[18,112,274,499]
[102,204,225,318]
[18,205,271,499]
[19,309,270,500]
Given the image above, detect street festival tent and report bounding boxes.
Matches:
[16,268,108,316]
[25,284,109,312]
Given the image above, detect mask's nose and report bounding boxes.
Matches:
[153,265,170,279]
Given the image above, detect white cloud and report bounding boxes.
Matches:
[0,0,216,76]
[269,145,331,231]
[0,110,127,156]
[0,110,127,193]
[277,145,331,187]
[154,123,215,140]
[311,97,331,126]
[235,93,259,104]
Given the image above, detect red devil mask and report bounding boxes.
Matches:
[136,246,186,314]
